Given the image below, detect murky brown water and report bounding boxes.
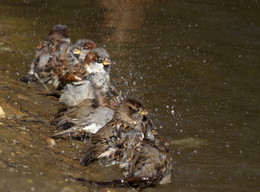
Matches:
[0,0,259,191]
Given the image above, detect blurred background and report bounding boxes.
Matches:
[0,0,259,191]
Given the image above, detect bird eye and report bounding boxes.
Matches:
[96,56,102,63]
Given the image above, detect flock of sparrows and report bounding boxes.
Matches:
[21,24,172,189]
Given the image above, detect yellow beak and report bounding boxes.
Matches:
[140,110,149,115]
[103,58,112,66]
[73,49,81,55]
[152,130,158,135]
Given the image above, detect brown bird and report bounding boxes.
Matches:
[124,137,172,187]
[108,118,172,187]
[21,24,71,85]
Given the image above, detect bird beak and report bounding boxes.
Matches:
[152,130,158,135]
[140,110,149,115]
[103,58,112,66]
[73,49,81,55]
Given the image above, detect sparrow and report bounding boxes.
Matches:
[51,99,116,140]
[80,97,149,166]
[112,116,172,188]
[116,119,172,187]
[123,137,172,187]
[51,85,121,140]
[58,47,112,107]
[21,24,71,85]
[117,118,156,170]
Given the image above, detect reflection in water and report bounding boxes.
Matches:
[100,0,156,41]
[98,0,159,93]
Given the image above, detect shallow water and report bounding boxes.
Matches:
[0,0,259,191]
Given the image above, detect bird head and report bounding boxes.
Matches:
[48,24,69,38]
[72,39,96,55]
[117,97,149,125]
[83,48,112,73]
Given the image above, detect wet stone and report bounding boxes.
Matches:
[0,106,5,118]
[47,138,57,148]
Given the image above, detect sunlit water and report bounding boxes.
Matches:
[0,0,259,191]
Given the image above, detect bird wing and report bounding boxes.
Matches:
[81,119,121,166]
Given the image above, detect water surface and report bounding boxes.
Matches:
[0,0,259,191]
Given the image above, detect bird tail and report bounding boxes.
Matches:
[56,119,76,130]
[51,128,91,141]
[51,128,77,138]
[80,150,95,166]
[19,74,37,83]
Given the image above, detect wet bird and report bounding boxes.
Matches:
[81,97,148,166]
[51,97,119,140]
[58,47,112,107]
[51,39,97,90]
[122,137,172,187]
[72,115,172,189]
[117,120,172,187]
[51,85,121,140]
[21,24,71,85]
